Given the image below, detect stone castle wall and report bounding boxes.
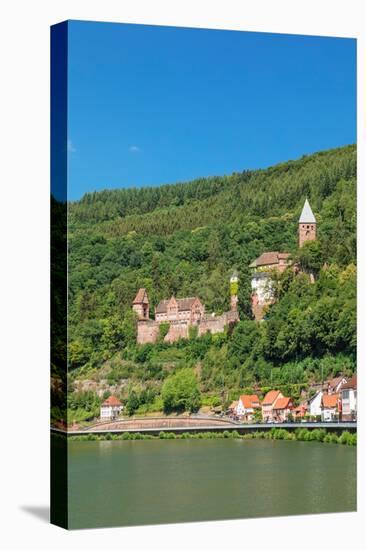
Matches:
[198,317,225,336]
[137,311,239,344]
[137,320,160,345]
[164,322,190,343]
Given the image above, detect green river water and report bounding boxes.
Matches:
[67,438,356,529]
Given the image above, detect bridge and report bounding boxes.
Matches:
[52,419,357,437]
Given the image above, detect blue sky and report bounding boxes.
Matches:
[67,21,356,201]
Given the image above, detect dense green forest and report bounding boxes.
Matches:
[62,144,356,424]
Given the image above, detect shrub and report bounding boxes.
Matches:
[339,431,352,445]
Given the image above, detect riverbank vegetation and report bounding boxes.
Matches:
[67,428,356,446]
[53,145,356,424]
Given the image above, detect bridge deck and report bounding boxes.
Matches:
[52,421,357,436]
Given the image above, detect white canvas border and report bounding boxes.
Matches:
[0,1,364,548]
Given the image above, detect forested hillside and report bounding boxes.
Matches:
[64,144,356,423]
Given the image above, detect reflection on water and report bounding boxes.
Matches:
[67,439,356,529]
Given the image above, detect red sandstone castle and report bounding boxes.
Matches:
[250,199,317,320]
[133,273,239,344]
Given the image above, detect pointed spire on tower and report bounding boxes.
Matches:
[299,198,316,224]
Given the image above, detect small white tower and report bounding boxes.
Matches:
[230,271,239,311]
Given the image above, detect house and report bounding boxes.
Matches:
[228,401,238,417]
[100,395,123,421]
[293,403,307,420]
[272,397,294,423]
[340,375,357,421]
[261,390,283,422]
[308,391,323,418]
[321,393,340,422]
[234,394,261,422]
[326,376,347,394]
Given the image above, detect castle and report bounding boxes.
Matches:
[133,199,317,338]
[250,199,317,320]
[133,273,240,344]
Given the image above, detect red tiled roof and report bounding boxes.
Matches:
[340,375,357,390]
[156,296,201,314]
[322,394,339,409]
[293,404,307,416]
[102,395,122,407]
[240,394,260,409]
[262,390,281,406]
[273,397,292,410]
[327,376,346,390]
[294,403,307,412]
[250,252,291,268]
[133,288,149,304]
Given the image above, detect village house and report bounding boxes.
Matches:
[321,393,340,422]
[325,376,347,394]
[293,403,307,421]
[272,397,294,423]
[340,375,357,421]
[100,395,123,421]
[308,391,323,418]
[232,394,261,422]
[307,376,347,419]
[133,273,240,344]
[250,198,317,320]
[261,390,284,423]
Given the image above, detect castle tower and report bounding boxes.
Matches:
[298,199,316,248]
[132,288,149,320]
[230,271,239,311]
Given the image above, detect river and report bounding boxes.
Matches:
[67,438,356,529]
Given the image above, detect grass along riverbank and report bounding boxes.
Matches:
[67,427,356,445]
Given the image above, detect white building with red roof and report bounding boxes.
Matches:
[321,393,340,422]
[100,395,123,421]
[272,397,294,423]
[261,390,284,422]
[340,375,357,421]
[233,394,261,422]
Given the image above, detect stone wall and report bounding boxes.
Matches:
[137,311,239,344]
[198,311,239,336]
[164,322,189,343]
[137,320,160,344]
